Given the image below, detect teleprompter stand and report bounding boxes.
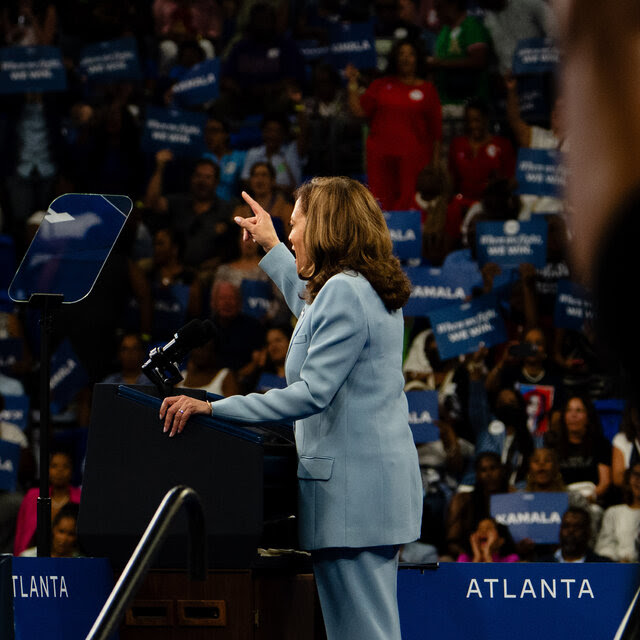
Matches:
[9,194,133,557]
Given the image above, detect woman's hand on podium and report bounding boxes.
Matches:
[159,395,211,437]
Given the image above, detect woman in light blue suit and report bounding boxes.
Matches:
[160,177,423,639]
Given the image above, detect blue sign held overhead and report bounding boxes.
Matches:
[152,283,190,339]
[0,395,29,432]
[429,294,507,361]
[491,491,569,543]
[296,39,330,63]
[385,210,422,260]
[515,74,551,120]
[0,439,20,491]
[78,37,141,81]
[172,58,220,108]
[0,45,66,93]
[0,338,22,376]
[242,280,272,320]
[512,37,559,75]
[476,219,547,269]
[404,266,475,317]
[329,21,376,71]
[142,106,207,158]
[406,390,439,443]
[554,279,594,331]
[50,339,89,414]
[516,148,566,197]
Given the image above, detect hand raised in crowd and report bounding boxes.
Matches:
[465,344,488,381]
[480,262,501,294]
[518,262,537,285]
[234,191,281,252]
[344,63,360,84]
[503,73,517,93]
[237,347,268,381]
[155,149,174,167]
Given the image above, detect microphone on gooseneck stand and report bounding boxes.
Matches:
[142,319,217,396]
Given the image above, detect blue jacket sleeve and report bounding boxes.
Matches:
[259,242,306,318]
[210,276,367,424]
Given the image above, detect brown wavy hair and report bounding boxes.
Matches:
[294,177,411,311]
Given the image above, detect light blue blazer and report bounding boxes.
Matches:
[211,243,423,551]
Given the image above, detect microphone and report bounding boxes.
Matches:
[142,319,217,395]
[156,319,216,365]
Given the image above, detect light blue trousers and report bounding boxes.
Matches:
[312,545,401,640]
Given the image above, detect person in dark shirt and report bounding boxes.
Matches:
[486,327,565,443]
[547,395,612,504]
[220,2,305,116]
[209,280,265,372]
[538,507,611,563]
[144,152,235,272]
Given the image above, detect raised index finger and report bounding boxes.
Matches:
[242,190,269,219]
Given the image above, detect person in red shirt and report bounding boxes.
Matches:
[448,99,516,201]
[346,38,442,211]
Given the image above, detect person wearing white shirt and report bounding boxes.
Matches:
[241,114,302,196]
[596,462,640,562]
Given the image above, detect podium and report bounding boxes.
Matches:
[78,384,299,570]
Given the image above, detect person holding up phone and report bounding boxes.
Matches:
[485,327,567,439]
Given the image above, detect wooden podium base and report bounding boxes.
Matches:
[119,568,326,640]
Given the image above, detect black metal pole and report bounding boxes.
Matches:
[31,293,63,557]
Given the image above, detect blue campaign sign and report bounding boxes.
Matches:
[515,74,550,119]
[9,194,133,305]
[398,562,640,640]
[78,37,141,82]
[0,439,20,491]
[0,395,29,432]
[516,148,566,197]
[0,338,22,375]
[0,45,66,94]
[385,210,422,260]
[440,249,484,288]
[429,294,507,361]
[296,39,330,63]
[512,37,559,75]
[476,219,547,269]
[256,372,287,393]
[49,339,89,414]
[242,280,272,319]
[491,491,568,543]
[404,266,478,317]
[152,283,190,338]
[406,390,439,443]
[141,106,207,158]
[172,58,220,108]
[329,21,376,71]
[12,557,114,640]
[554,279,594,331]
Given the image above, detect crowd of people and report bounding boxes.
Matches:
[0,0,636,567]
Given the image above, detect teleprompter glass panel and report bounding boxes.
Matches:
[9,194,132,304]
